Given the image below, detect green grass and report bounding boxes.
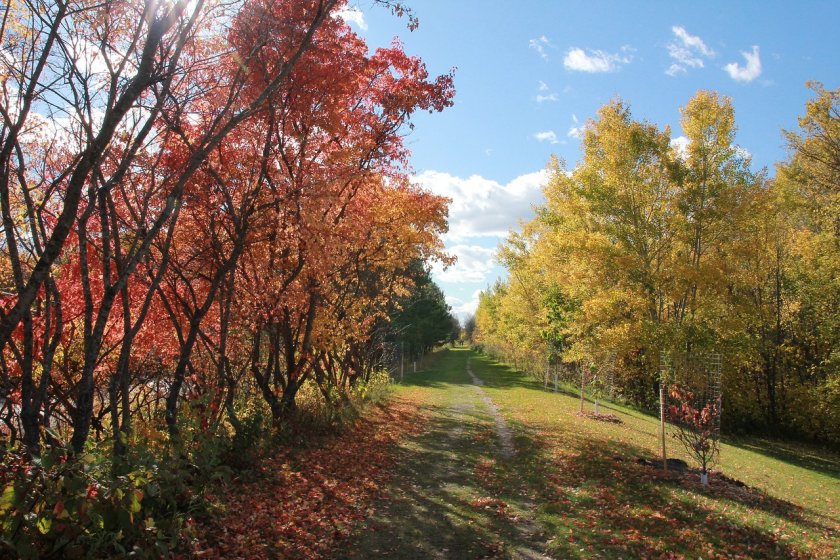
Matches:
[345,348,839,559]
[474,349,839,559]
[345,349,550,559]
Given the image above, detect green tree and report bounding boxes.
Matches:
[390,263,457,358]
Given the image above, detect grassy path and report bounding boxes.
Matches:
[345,348,550,559]
[344,348,839,559]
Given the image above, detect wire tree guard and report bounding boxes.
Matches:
[579,351,617,415]
[547,359,577,394]
[660,351,723,484]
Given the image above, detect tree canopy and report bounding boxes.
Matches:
[475,86,840,443]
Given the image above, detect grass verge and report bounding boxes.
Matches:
[470,349,839,559]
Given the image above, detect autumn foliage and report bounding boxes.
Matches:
[474,85,840,444]
[193,397,423,559]
[666,386,721,476]
[0,0,454,555]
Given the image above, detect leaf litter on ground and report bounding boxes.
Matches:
[191,397,423,559]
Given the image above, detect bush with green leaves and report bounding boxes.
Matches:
[0,444,189,559]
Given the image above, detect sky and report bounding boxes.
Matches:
[338,1,840,321]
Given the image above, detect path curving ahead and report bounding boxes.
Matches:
[345,348,553,560]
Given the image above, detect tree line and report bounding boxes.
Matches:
[474,86,839,444]
[0,0,456,458]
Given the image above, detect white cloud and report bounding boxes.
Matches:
[672,26,714,57]
[70,37,110,77]
[735,146,752,160]
[529,36,553,61]
[20,106,108,152]
[534,130,559,144]
[666,25,714,76]
[535,81,559,103]
[2,81,21,123]
[724,46,762,82]
[567,114,584,139]
[669,136,753,162]
[563,46,633,73]
[335,5,367,31]
[445,295,463,306]
[418,170,548,318]
[444,290,483,319]
[413,169,548,242]
[433,245,496,283]
[670,135,689,159]
[456,289,484,317]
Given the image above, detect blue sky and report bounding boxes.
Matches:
[338,1,840,321]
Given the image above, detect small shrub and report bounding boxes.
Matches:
[352,368,391,405]
[667,385,721,482]
[0,445,186,559]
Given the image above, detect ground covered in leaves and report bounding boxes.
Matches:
[191,398,423,559]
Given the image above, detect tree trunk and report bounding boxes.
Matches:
[660,382,668,471]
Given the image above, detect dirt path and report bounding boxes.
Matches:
[467,357,516,460]
[466,357,550,560]
[344,349,552,560]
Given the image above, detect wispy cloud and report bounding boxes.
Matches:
[416,170,548,320]
[735,146,752,160]
[535,81,559,103]
[444,289,484,318]
[564,46,633,73]
[529,35,554,61]
[335,5,367,31]
[724,46,762,82]
[567,114,584,139]
[433,245,497,283]
[534,130,560,144]
[670,136,752,162]
[666,26,714,76]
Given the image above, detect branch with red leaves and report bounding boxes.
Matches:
[666,386,721,476]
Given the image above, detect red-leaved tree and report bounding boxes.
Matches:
[667,385,721,482]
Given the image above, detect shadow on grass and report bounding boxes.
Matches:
[395,350,559,396]
[394,348,471,390]
[350,347,834,559]
[506,421,825,559]
[342,397,547,559]
[468,352,834,559]
[724,435,840,481]
[471,351,840,484]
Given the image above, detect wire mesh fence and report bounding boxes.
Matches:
[660,351,723,439]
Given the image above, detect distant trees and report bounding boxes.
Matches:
[389,262,459,360]
[476,86,840,443]
[463,314,477,343]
